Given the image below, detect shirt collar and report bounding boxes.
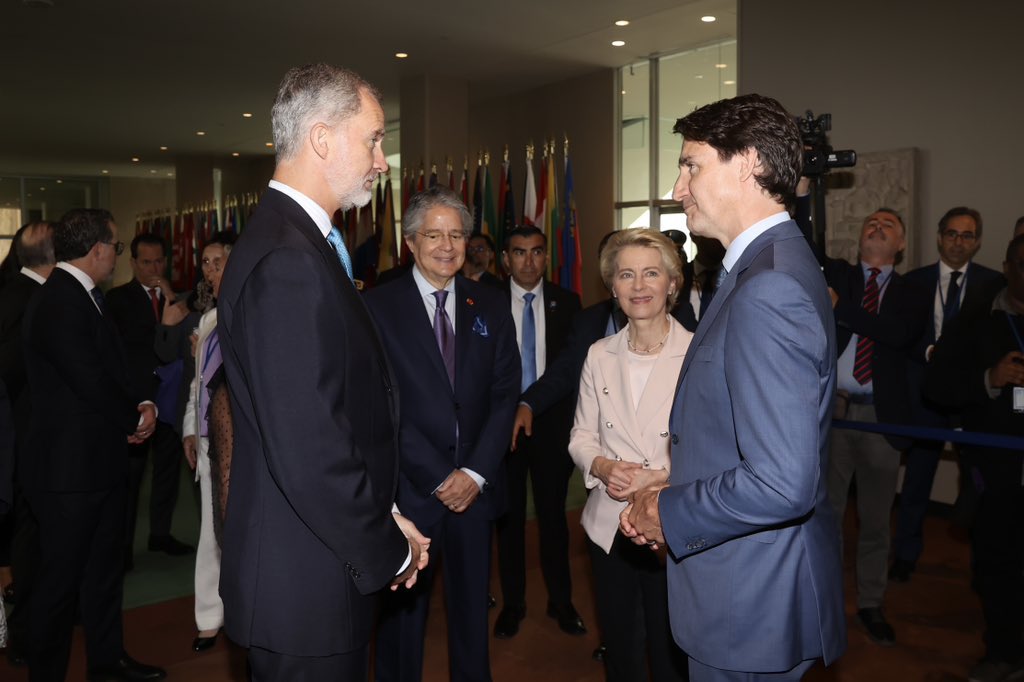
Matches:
[269,179,333,238]
[721,211,790,273]
[509,278,543,301]
[938,259,964,279]
[859,261,894,279]
[412,264,455,297]
[56,262,96,291]
[19,267,46,285]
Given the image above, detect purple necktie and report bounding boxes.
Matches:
[433,290,455,388]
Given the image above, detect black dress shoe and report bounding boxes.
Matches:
[87,654,167,681]
[6,647,27,666]
[147,534,195,556]
[857,607,895,646]
[546,602,587,636]
[493,606,525,639]
[888,559,913,583]
[192,631,219,652]
[592,644,607,662]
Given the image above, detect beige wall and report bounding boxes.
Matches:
[739,0,1023,272]
[469,69,616,305]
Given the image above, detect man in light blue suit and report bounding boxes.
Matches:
[621,94,846,680]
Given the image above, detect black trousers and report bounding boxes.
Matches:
[588,535,688,682]
[7,482,39,656]
[495,416,574,611]
[28,484,126,682]
[249,645,368,682]
[970,447,1024,663]
[126,420,183,548]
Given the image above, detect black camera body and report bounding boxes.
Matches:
[797,111,856,176]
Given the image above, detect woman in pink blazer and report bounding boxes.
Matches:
[569,229,693,681]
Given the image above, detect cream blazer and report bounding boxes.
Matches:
[568,317,692,553]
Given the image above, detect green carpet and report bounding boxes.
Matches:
[123,458,588,610]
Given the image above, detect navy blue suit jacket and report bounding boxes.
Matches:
[217,188,408,656]
[660,221,846,672]
[365,271,520,526]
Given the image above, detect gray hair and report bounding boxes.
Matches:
[402,186,473,239]
[271,63,382,162]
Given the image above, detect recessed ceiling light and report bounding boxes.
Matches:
[149,169,157,174]
[614,19,629,26]
[166,172,174,177]
[695,74,704,79]
[715,63,728,69]
[395,52,409,59]
[39,187,45,191]
[196,131,206,136]
[131,157,140,162]
[621,90,626,95]
[724,80,736,85]
[232,152,240,157]
[611,40,625,47]
[242,112,253,118]
[701,15,716,22]
[56,179,62,184]
[101,169,109,174]
[265,142,274,148]
[159,146,168,151]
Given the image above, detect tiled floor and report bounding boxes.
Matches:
[2,504,985,681]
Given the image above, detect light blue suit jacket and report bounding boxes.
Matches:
[659,220,847,672]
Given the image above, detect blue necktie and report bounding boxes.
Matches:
[432,290,456,388]
[521,292,537,391]
[326,226,354,281]
[90,287,106,314]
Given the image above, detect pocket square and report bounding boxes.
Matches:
[472,316,489,338]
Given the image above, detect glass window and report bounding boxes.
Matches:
[617,39,737,243]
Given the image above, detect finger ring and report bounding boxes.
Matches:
[647,540,656,546]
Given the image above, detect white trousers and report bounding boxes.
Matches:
[194,437,224,631]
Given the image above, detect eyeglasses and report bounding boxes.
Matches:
[416,231,467,244]
[941,229,977,243]
[102,240,125,255]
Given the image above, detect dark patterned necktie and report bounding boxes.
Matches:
[853,267,881,385]
[90,287,106,314]
[149,288,160,321]
[943,270,962,324]
[432,290,455,388]
[521,293,537,391]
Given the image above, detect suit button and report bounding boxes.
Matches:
[659,431,669,438]
[602,387,609,395]
[605,421,613,429]
[671,434,678,444]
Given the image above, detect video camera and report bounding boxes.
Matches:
[796,111,856,176]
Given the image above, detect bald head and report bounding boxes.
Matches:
[16,221,56,273]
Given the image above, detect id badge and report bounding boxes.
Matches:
[1014,386,1024,413]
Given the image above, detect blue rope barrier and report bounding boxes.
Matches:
[833,419,1024,451]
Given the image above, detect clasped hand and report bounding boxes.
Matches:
[435,470,480,513]
[591,456,666,502]
[391,513,431,591]
[619,483,669,550]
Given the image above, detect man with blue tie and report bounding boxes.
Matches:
[620,94,847,680]
[367,186,520,682]
[493,225,583,639]
[216,64,428,681]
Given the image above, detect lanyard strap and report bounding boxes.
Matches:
[1007,314,1024,354]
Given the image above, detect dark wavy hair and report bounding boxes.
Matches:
[55,209,114,262]
[672,93,802,207]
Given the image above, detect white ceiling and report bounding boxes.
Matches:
[0,0,735,179]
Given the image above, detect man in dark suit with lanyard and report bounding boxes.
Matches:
[23,208,164,681]
[493,225,583,639]
[367,186,520,682]
[891,206,1004,583]
[217,63,428,681]
[106,232,191,563]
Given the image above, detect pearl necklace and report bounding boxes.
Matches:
[627,326,670,354]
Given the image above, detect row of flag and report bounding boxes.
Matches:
[135,193,259,291]
[133,139,585,296]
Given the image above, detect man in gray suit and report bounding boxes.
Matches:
[622,94,846,680]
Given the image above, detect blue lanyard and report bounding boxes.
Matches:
[202,331,220,374]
